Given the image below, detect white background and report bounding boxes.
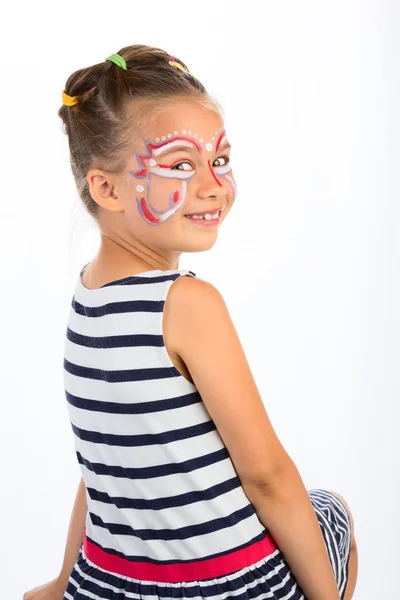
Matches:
[1,1,398,598]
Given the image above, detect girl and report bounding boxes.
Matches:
[24,44,357,600]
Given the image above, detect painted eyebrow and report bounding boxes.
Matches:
[218,140,231,152]
[152,139,199,156]
[157,140,232,156]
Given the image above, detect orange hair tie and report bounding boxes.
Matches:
[62,90,79,107]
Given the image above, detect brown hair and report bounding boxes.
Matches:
[58,44,221,219]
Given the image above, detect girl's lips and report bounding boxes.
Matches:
[184,204,226,217]
[184,214,221,226]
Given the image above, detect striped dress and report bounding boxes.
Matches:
[63,266,352,600]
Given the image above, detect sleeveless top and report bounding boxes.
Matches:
[63,265,278,584]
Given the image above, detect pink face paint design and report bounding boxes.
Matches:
[134,138,201,178]
[207,159,223,187]
[212,131,237,202]
[137,184,187,224]
[141,174,185,216]
[131,138,198,226]
[215,131,225,152]
[222,172,237,201]
[130,130,236,226]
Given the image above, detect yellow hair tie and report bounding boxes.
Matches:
[62,90,79,107]
[169,60,189,73]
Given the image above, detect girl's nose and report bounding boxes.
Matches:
[196,162,226,199]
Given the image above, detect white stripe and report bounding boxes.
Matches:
[79,452,238,497]
[150,166,194,179]
[215,163,232,176]
[64,368,196,403]
[160,181,188,220]
[67,399,216,437]
[85,509,267,562]
[87,485,254,531]
[152,139,195,156]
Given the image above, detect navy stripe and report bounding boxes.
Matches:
[65,389,203,414]
[72,297,165,318]
[77,446,228,478]
[64,357,177,382]
[310,490,349,535]
[309,494,342,582]
[67,326,166,348]
[72,418,217,447]
[86,476,243,510]
[88,503,261,541]
[89,271,193,290]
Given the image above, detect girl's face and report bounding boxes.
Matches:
[119,99,237,253]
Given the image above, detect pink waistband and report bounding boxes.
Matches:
[83,528,278,583]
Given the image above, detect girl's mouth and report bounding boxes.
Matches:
[184,206,225,227]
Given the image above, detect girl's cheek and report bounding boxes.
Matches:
[145,176,172,208]
[224,171,237,203]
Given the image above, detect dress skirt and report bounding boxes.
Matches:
[63,488,352,600]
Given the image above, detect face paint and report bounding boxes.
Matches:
[136,186,188,224]
[207,162,223,187]
[213,131,237,200]
[130,127,236,226]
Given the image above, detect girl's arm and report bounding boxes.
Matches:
[163,276,341,600]
[57,476,87,590]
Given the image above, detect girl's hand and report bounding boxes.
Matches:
[23,576,66,600]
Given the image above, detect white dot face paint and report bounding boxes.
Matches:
[136,184,144,192]
[205,142,213,152]
[148,158,157,167]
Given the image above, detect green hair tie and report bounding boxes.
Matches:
[105,53,127,70]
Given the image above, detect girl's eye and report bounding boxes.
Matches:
[171,161,193,171]
[213,155,230,167]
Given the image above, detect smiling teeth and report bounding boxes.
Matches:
[188,212,219,220]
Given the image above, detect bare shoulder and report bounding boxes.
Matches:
[164,275,230,350]
[168,273,222,299]
[164,273,293,490]
[163,274,225,358]
[166,275,226,316]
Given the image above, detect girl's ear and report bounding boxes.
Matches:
[87,168,123,212]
